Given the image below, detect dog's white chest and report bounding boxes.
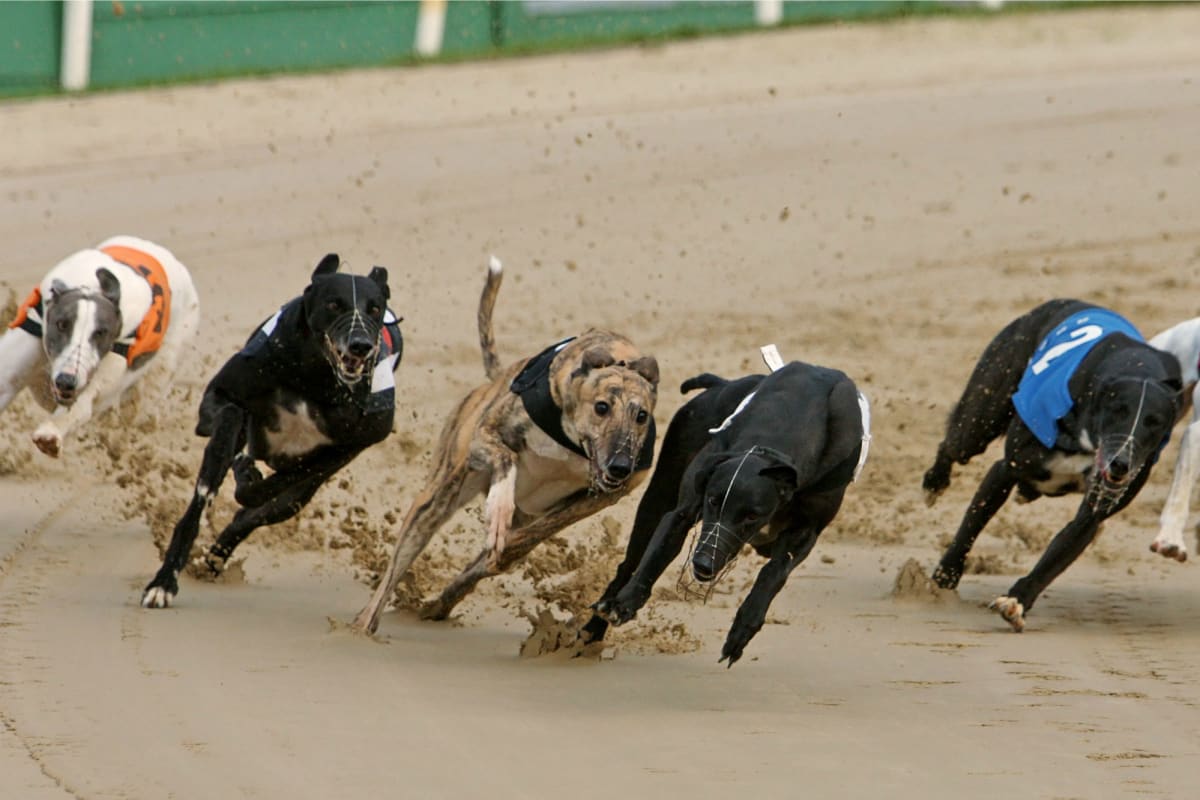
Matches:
[515,426,590,514]
[1031,452,1093,495]
[266,401,332,456]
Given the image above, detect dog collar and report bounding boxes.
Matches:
[511,337,655,471]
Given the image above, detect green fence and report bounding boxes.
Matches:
[1,0,929,97]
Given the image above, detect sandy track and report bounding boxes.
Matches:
[2,6,1200,798]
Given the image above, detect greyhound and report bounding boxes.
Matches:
[0,235,199,457]
[142,254,401,609]
[352,257,659,634]
[924,299,1181,631]
[592,351,869,666]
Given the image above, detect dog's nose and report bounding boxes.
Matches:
[1108,459,1131,483]
[54,373,77,397]
[347,340,373,358]
[605,453,633,481]
[692,554,716,582]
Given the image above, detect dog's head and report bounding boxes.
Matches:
[301,254,390,386]
[1087,372,1181,510]
[41,268,123,405]
[556,335,659,492]
[689,447,797,582]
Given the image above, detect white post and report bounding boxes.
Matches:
[60,0,94,91]
[755,0,783,27]
[415,0,448,58]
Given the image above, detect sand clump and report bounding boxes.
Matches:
[891,558,956,603]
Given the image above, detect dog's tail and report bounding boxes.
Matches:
[478,256,504,381]
[680,373,727,394]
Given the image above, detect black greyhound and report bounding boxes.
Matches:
[591,361,867,666]
[924,299,1181,631]
[142,254,402,609]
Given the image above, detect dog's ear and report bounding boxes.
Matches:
[95,268,121,308]
[759,463,798,493]
[572,348,616,380]
[48,279,69,303]
[626,355,660,389]
[691,452,729,498]
[368,266,391,301]
[311,253,340,280]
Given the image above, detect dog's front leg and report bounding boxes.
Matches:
[142,402,246,609]
[32,352,127,457]
[931,458,1016,590]
[421,490,621,621]
[596,504,698,626]
[1151,412,1200,562]
[720,530,816,667]
[992,510,1103,633]
[484,463,517,569]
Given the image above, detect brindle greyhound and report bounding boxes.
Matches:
[0,236,199,457]
[352,257,659,634]
[924,299,1181,632]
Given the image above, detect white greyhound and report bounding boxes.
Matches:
[1147,317,1200,561]
[0,235,200,457]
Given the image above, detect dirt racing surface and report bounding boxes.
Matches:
[3,6,1200,798]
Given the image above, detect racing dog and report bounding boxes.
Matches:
[924,299,1182,632]
[141,254,402,609]
[1145,316,1200,562]
[351,257,659,634]
[0,235,199,457]
[592,356,869,666]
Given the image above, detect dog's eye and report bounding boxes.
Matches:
[635,409,648,425]
[55,319,70,333]
[367,305,382,319]
[326,300,342,313]
[594,401,610,417]
[708,496,719,508]
[92,328,108,340]
[745,512,759,523]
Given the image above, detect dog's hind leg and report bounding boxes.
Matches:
[1151,408,1200,562]
[351,462,474,634]
[201,447,362,574]
[420,490,620,622]
[931,458,1017,590]
[142,401,246,608]
[923,312,1050,506]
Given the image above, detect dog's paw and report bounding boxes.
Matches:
[719,625,759,668]
[232,455,265,506]
[930,563,961,590]
[141,570,179,609]
[32,424,63,458]
[921,462,951,507]
[988,596,1026,632]
[592,593,641,626]
[188,550,227,581]
[1149,536,1188,563]
[349,607,381,635]
[418,597,452,622]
